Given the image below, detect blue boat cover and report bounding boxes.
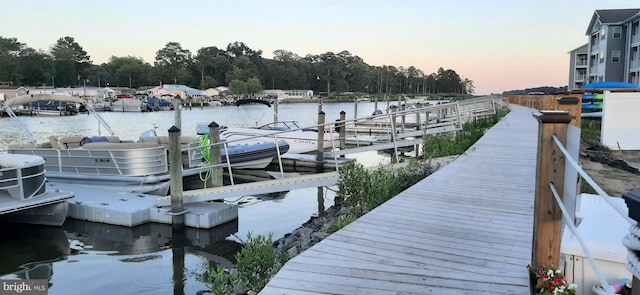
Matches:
[581,82,640,90]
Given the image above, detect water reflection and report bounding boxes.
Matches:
[0,223,69,284]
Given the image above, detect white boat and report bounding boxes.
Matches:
[110,94,144,112]
[0,154,74,226]
[4,95,290,195]
[7,134,288,194]
[220,120,338,154]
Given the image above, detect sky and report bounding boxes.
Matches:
[1,0,638,95]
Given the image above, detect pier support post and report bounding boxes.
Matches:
[168,125,185,228]
[400,104,406,133]
[354,99,358,120]
[390,107,399,163]
[531,111,573,268]
[339,111,346,157]
[173,95,182,129]
[208,122,223,187]
[316,111,325,172]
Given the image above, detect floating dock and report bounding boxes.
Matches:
[48,181,238,229]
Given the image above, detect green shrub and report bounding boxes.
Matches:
[205,233,286,294]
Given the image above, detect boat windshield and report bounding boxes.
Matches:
[258,121,302,131]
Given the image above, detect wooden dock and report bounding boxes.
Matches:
[260,104,538,294]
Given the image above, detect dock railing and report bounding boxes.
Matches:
[532,97,634,295]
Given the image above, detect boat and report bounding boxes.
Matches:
[146,96,173,111]
[4,94,290,195]
[3,94,84,117]
[220,120,336,154]
[111,94,144,112]
[0,154,74,226]
[7,133,288,194]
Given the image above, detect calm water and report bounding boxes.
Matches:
[0,101,392,295]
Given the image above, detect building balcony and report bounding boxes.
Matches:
[575,60,588,67]
[631,60,640,70]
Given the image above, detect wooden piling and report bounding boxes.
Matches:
[354,99,358,120]
[168,125,184,228]
[316,111,325,172]
[173,96,182,129]
[339,111,346,157]
[400,104,406,133]
[532,111,573,268]
[208,122,223,187]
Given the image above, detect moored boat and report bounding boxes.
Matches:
[0,154,74,226]
[220,120,337,154]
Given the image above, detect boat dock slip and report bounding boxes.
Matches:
[260,104,537,294]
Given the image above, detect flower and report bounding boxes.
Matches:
[527,264,577,295]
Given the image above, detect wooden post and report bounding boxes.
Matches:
[274,96,279,122]
[557,96,581,128]
[374,96,378,112]
[532,111,573,268]
[317,186,325,217]
[390,107,399,162]
[400,104,406,133]
[173,95,182,129]
[208,122,223,187]
[168,125,184,228]
[339,111,346,157]
[316,111,325,172]
[354,98,358,120]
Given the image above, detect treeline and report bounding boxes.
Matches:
[0,36,475,95]
[502,86,568,95]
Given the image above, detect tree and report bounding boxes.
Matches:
[50,36,91,87]
[200,76,219,89]
[0,36,24,84]
[245,77,263,95]
[154,42,192,84]
[19,47,54,86]
[229,79,247,96]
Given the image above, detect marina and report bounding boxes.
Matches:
[1,97,500,229]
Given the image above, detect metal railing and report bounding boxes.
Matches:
[533,108,633,295]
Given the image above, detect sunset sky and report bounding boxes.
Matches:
[1,0,638,94]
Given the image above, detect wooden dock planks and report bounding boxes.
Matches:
[260,104,538,294]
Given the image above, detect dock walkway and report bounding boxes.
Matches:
[260,104,538,294]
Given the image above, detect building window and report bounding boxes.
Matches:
[600,28,606,40]
[600,52,605,63]
[613,26,622,39]
[612,50,621,63]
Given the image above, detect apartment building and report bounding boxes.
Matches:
[568,9,640,90]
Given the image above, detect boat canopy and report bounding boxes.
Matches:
[235,99,271,107]
[5,94,86,107]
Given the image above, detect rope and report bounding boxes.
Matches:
[196,135,213,188]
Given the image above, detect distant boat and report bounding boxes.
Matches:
[0,154,74,226]
[111,94,144,112]
[4,94,83,116]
